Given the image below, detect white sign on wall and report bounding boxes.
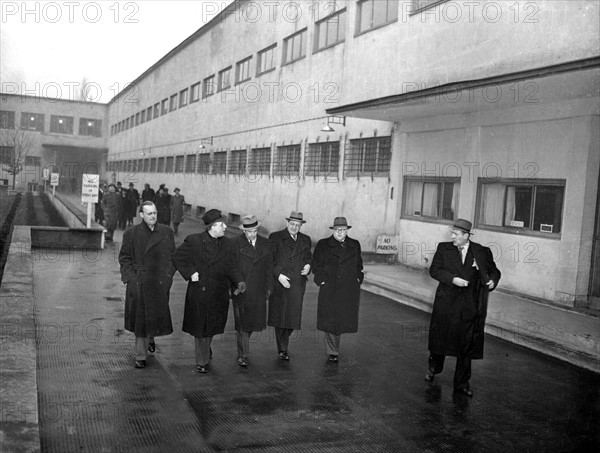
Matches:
[376,235,399,255]
[81,174,99,203]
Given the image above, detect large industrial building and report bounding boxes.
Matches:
[1,0,599,308]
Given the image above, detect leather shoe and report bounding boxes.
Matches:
[454,387,473,397]
[237,357,248,367]
[278,352,289,361]
[328,354,339,362]
[196,365,208,373]
[424,371,435,382]
[134,360,146,369]
[148,341,156,353]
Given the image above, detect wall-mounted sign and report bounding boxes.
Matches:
[376,235,399,255]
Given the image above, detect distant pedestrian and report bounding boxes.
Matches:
[126,183,140,226]
[94,184,105,224]
[268,211,312,361]
[312,217,364,363]
[142,183,155,202]
[154,185,171,226]
[425,219,501,397]
[116,181,127,229]
[101,184,119,241]
[170,188,185,234]
[118,201,176,369]
[231,215,274,367]
[172,209,246,373]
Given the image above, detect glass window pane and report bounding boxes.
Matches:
[479,183,504,226]
[505,186,532,228]
[534,186,564,233]
[404,181,423,216]
[422,183,440,217]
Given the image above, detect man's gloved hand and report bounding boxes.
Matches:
[300,264,311,276]
[191,272,199,282]
[234,281,247,295]
[278,274,291,289]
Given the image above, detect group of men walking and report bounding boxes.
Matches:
[118,201,500,397]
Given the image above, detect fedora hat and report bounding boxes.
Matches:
[240,214,260,230]
[286,211,306,224]
[453,218,472,233]
[329,217,352,229]
[202,209,224,227]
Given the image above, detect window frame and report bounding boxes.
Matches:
[401,176,461,223]
[344,136,392,177]
[179,88,189,108]
[235,56,252,85]
[218,66,232,92]
[356,0,399,36]
[49,115,74,134]
[169,94,178,112]
[250,147,272,176]
[0,110,15,129]
[282,28,307,66]
[305,141,340,178]
[274,144,301,177]
[228,149,247,175]
[212,151,227,174]
[203,75,216,99]
[314,8,346,53]
[79,118,102,137]
[20,112,44,132]
[190,82,201,103]
[257,43,277,76]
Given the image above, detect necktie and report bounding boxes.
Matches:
[458,246,465,264]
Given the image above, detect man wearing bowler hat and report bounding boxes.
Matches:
[313,217,364,362]
[231,215,274,366]
[268,211,312,360]
[425,218,501,397]
[172,209,246,373]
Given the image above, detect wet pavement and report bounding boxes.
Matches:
[29,217,600,453]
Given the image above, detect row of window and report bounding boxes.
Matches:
[110,0,426,136]
[108,136,391,178]
[0,110,103,137]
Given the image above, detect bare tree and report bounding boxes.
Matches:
[0,127,32,189]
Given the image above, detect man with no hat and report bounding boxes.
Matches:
[118,201,176,368]
[268,211,312,360]
[172,209,246,373]
[231,215,274,367]
[425,218,501,397]
[312,217,364,363]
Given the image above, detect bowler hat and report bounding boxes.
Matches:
[240,214,260,230]
[453,218,472,233]
[329,217,352,229]
[286,211,306,224]
[203,209,224,227]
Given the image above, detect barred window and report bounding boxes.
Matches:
[249,147,271,175]
[228,150,247,175]
[213,152,227,174]
[149,158,157,172]
[344,137,391,176]
[315,9,346,52]
[175,155,184,172]
[50,115,74,134]
[21,113,44,132]
[274,145,301,177]
[157,157,165,173]
[165,156,174,173]
[185,154,197,173]
[403,177,459,221]
[305,142,339,177]
[198,154,211,174]
[143,159,150,172]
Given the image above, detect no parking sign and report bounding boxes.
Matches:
[81,174,99,203]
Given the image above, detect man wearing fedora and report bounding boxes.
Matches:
[172,209,246,373]
[313,217,364,362]
[268,211,312,360]
[231,215,274,367]
[425,218,501,397]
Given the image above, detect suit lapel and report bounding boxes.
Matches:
[143,225,164,255]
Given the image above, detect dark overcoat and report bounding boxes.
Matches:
[172,231,242,338]
[428,241,501,360]
[231,234,274,332]
[119,222,176,337]
[313,235,364,335]
[268,229,312,330]
[170,194,185,224]
[101,191,120,230]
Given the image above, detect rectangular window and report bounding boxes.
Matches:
[0,146,14,164]
[179,88,188,107]
[228,149,247,175]
[477,180,565,235]
[305,142,340,177]
[235,57,252,84]
[283,29,307,65]
[161,99,169,115]
[203,75,216,98]
[25,156,41,168]
[198,154,211,174]
[50,115,74,134]
[135,112,140,126]
[357,0,399,34]
[20,112,44,132]
[154,103,160,119]
[140,110,146,123]
[0,111,15,129]
[344,137,391,176]
[165,156,174,173]
[274,145,301,177]
[213,151,227,174]
[315,9,346,52]
[185,154,197,173]
[190,82,200,103]
[257,44,277,76]
[149,158,157,172]
[169,94,178,112]
[175,155,184,172]
[143,158,150,172]
[218,67,232,92]
[250,147,271,175]
[79,118,102,137]
[403,178,460,221]
[157,157,165,173]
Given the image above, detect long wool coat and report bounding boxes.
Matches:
[119,222,176,337]
[101,191,120,230]
[172,231,242,338]
[268,229,312,330]
[428,241,501,360]
[170,194,185,224]
[313,235,364,335]
[231,234,274,332]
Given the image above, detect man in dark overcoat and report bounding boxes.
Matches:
[425,218,501,397]
[313,217,364,362]
[268,211,312,360]
[119,201,176,369]
[101,184,120,241]
[172,209,246,373]
[231,215,274,367]
[141,183,155,202]
[154,185,171,226]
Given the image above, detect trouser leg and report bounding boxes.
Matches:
[135,337,149,361]
[275,328,292,353]
[195,336,213,366]
[324,332,341,356]
[236,331,251,358]
[453,356,472,390]
[428,353,445,375]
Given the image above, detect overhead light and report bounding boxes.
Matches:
[320,125,335,132]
